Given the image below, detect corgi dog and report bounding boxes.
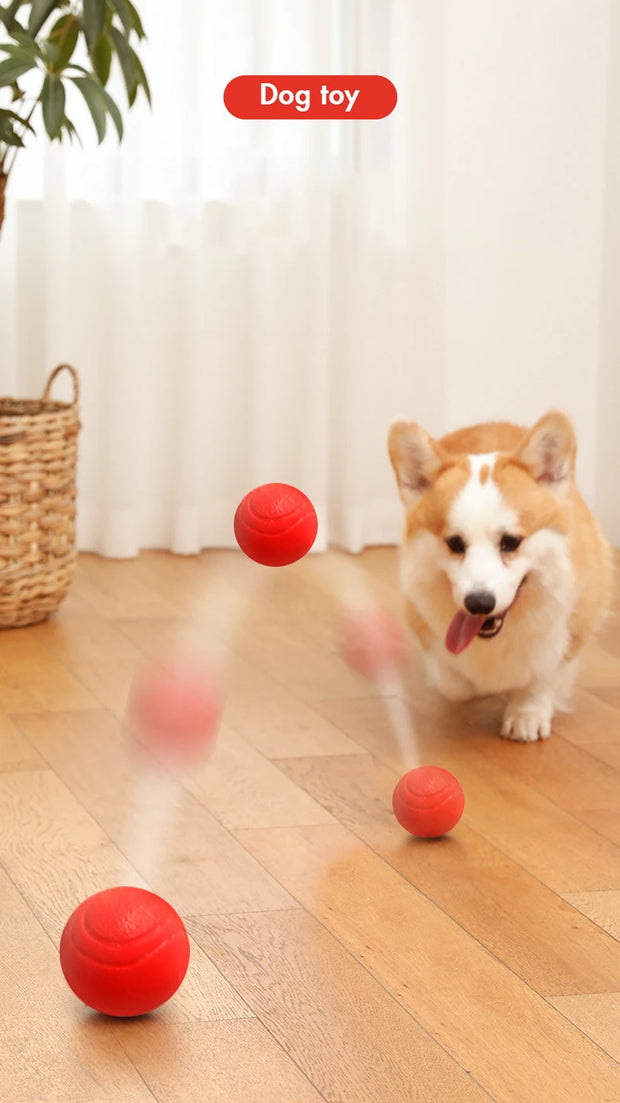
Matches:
[388,411,611,741]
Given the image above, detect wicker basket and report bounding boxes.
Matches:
[0,364,80,628]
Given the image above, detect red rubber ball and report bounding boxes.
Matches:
[392,766,465,838]
[127,655,224,765]
[234,483,318,566]
[340,609,409,680]
[60,887,190,1017]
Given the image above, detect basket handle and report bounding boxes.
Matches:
[42,363,79,405]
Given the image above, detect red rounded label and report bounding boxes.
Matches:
[224,75,397,120]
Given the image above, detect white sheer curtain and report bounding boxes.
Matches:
[0,1,618,554]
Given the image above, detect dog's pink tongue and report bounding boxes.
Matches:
[445,611,487,655]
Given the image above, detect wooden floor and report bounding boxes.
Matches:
[0,547,619,1103]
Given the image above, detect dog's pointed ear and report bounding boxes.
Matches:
[388,419,445,506]
[512,410,576,495]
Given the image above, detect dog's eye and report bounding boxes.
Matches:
[500,534,523,553]
[446,535,466,554]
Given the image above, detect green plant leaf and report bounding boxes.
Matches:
[69,73,107,142]
[0,53,36,84]
[125,0,144,39]
[82,0,106,48]
[47,13,78,71]
[90,30,111,84]
[0,107,33,147]
[41,71,65,138]
[27,0,58,38]
[0,42,38,62]
[109,23,136,104]
[1,1,29,32]
[0,106,34,131]
[7,27,46,58]
[0,39,44,69]
[0,114,25,145]
[108,0,138,37]
[129,41,149,105]
[61,112,80,144]
[100,84,122,140]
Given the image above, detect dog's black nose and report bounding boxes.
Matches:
[465,591,496,616]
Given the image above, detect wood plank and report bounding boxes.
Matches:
[290,545,403,610]
[114,615,227,667]
[118,549,269,655]
[0,624,54,665]
[563,891,620,939]
[237,823,620,1103]
[478,730,619,830]
[260,551,402,654]
[15,710,296,917]
[224,658,366,759]
[115,1019,324,1103]
[129,548,261,618]
[276,752,620,997]
[183,724,336,830]
[20,606,145,719]
[557,696,620,752]
[189,908,491,1103]
[233,613,384,702]
[553,689,620,747]
[547,993,620,1062]
[0,654,98,713]
[0,711,45,771]
[575,808,620,846]
[64,656,137,717]
[72,554,183,620]
[589,685,620,710]
[26,604,143,668]
[0,768,137,941]
[586,742,620,769]
[579,643,620,688]
[0,866,156,1103]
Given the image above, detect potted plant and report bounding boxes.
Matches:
[0,0,150,234]
[0,1,149,628]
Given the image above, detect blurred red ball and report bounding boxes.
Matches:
[392,766,464,838]
[234,482,318,567]
[127,654,223,764]
[341,608,409,680]
[60,887,190,1017]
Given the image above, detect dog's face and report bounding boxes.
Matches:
[388,412,575,654]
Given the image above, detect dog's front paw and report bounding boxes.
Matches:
[501,697,552,742]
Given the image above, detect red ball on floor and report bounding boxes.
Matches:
[126,653,224,765]
[60,887,190,1017]
[340,608,409,680]
[234,482,318,566]
[392,766,464,838]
